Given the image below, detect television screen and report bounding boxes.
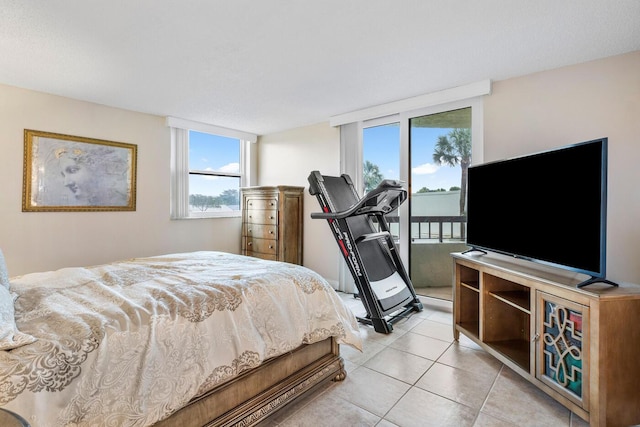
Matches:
[466,138,607,279]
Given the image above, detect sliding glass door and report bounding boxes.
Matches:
[354,101,481,301]
[408,108,471,300]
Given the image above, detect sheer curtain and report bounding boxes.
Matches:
[169,127,189,219]
[335,122,361,293]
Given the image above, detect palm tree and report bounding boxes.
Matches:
[363,160,385,194]
[432,128,471,215]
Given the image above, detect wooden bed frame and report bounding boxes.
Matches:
[155,337,345,426]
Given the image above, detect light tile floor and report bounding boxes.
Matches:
[260,293,590,427]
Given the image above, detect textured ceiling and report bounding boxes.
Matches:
[1,1,639,135]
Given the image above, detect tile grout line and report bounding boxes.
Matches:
[375,340,461,426]
[474,364,520,426]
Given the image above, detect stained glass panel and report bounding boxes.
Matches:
[542,300,583,397]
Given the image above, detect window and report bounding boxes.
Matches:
[188,131,241,216]
[168,117,256,219]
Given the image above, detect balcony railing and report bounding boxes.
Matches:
[381,215,467,243]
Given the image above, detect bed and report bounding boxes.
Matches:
[0,251,362,426]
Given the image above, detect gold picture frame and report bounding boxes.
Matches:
[22,129,137,212]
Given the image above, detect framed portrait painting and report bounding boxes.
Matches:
[22,130,137,212]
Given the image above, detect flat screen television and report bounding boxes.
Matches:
[465,137,616,288]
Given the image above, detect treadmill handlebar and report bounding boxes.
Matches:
[310,178,407,220]
[355,231,392,244]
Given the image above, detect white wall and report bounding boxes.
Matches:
[484,51,640,284]
[258,51,640,286]
[0,84,241,276]
[257,122,341,284]
[4,50,637,287]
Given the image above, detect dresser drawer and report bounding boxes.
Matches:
[244,223,277,239]
[245,209,277,225]
[245,198,278,210]
[244,251,278,262]
[245,237,277,255]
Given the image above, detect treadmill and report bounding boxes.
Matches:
[308,171,423,334]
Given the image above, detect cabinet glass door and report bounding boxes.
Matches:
[536,291,589,409]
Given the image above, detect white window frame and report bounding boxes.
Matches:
[167,117,257,219]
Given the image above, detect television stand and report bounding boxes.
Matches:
[577,276,619,288]
[453,251,640,427]
[461,247,487,255]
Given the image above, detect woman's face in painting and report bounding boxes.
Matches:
[51,145,129,207]
[59,156,92,203]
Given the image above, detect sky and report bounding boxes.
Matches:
[363,123,464,193]
[187,124,465,200]
[188,130,240,198]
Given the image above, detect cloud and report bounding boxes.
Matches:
[219,162,240,173]
[201,162,240,179]
[412,163,439,175]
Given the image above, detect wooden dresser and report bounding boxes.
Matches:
[241,186,304,265]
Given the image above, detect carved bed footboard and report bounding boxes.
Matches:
[155,337,345,427]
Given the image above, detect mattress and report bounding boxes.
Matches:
[0,251,361,426]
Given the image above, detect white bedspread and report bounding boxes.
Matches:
[0,252,362,426]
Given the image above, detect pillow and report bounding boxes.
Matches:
[0,249,9,290]
[0,286,37,350]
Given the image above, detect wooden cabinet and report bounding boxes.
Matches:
[241,186,304,265]
[453,252,640,427]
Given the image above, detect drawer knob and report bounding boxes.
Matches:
[269,245,273,249]
[269,230,274,234]
[247,242,252,246]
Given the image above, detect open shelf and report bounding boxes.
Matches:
[457,321,480,340]
[461,281,480,292]
[456,264,480,339]
[486,339,529,370]
[482,273,531,371]
[459,265,479,289]
[483,302,530,371]
[489,290,530,314]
